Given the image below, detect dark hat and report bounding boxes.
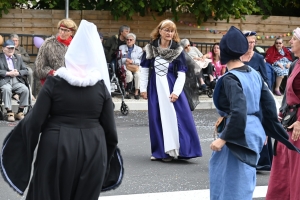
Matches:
[243,31,256,37]
[3,39,15,48]
[98,32,103,39]
[220,26,249,65]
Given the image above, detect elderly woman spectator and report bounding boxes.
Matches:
[140,19,202,161]
[180,39,214,90]
[202,43,226,78]
[239,31,270,89]
[35,18,77,85]
[119,33,143,99]
[241,30,274,171]
[266,28,300,200]
[265,37,293,96]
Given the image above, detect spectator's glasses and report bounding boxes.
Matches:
[162,29,175,34]
[276,42,282,45]
[7,47,15,50]
[185,45,190,49]
[126,39,133,42]
[58,27,72,33]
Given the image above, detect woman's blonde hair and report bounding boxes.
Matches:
[150,19,180,43]
[57,18,78,34]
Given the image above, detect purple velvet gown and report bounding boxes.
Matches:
[141,52,202,159]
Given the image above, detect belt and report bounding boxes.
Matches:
[48,115,100,128]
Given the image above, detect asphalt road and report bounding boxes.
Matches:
[0,110,269,200]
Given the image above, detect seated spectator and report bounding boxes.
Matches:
[180,39,214,90]
[119,33,143,99]
[202,43,226,79]
[99,32,104,43]
[104,25,130,63]
[240,31,270,88]
[0,40,29,122]
[10,33,35,100]
[265,37,293,96]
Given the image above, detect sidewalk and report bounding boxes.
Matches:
[112,94,284,111]
[5,94,283,112]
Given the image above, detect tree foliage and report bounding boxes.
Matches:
[0,0,299,23]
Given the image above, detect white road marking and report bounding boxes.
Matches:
[99,186,268,199]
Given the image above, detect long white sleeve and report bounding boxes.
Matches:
[140,67,149,93]
[172,71,186,96]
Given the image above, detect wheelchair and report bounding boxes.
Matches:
[0,76,33,121]
[107,51,129,115]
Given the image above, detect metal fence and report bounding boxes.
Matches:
[1,33,273,58]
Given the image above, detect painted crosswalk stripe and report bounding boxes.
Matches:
[99,186,268,199]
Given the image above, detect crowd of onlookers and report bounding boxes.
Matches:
[0,22,298,122]
[102,25,298,99]
[1,18,300,200]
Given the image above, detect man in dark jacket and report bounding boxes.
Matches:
[0,40,29,122]
[10,33,35,99]
[104,25,130,63]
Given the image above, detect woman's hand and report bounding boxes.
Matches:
[125,58,133,65]
[278,64,284,69]
[288,121,300,141]
[169,93,178,103]
[264,136,268,145]
[210,138,226,151]
[141,92,147,100]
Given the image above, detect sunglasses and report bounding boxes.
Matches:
[58,27,72,33]
[276,42,282,44]
[185,45,190,49]
[7,47,15,50]
[126,39,133,41]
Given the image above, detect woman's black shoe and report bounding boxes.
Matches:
[134,95,140,100]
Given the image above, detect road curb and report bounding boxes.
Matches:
[3,96,282,112]
[113,99,216,111]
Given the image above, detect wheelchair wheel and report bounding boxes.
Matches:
[120,101,129,116]
[207,89,213,98]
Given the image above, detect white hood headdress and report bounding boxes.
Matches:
[55,19,111,92]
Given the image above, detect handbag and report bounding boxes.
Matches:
[281,104,300,130]
[214,116,226,139]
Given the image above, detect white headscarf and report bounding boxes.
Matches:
[55,19,111,93]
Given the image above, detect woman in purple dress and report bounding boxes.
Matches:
[140,19,202,161]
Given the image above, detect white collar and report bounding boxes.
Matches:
[55,67,102,87]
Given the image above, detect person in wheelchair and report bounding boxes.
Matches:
[0,40,29,122]
[180,39,215,90]
[104,25,130,64]
[202,43,226,79]
[119,33,143,99]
